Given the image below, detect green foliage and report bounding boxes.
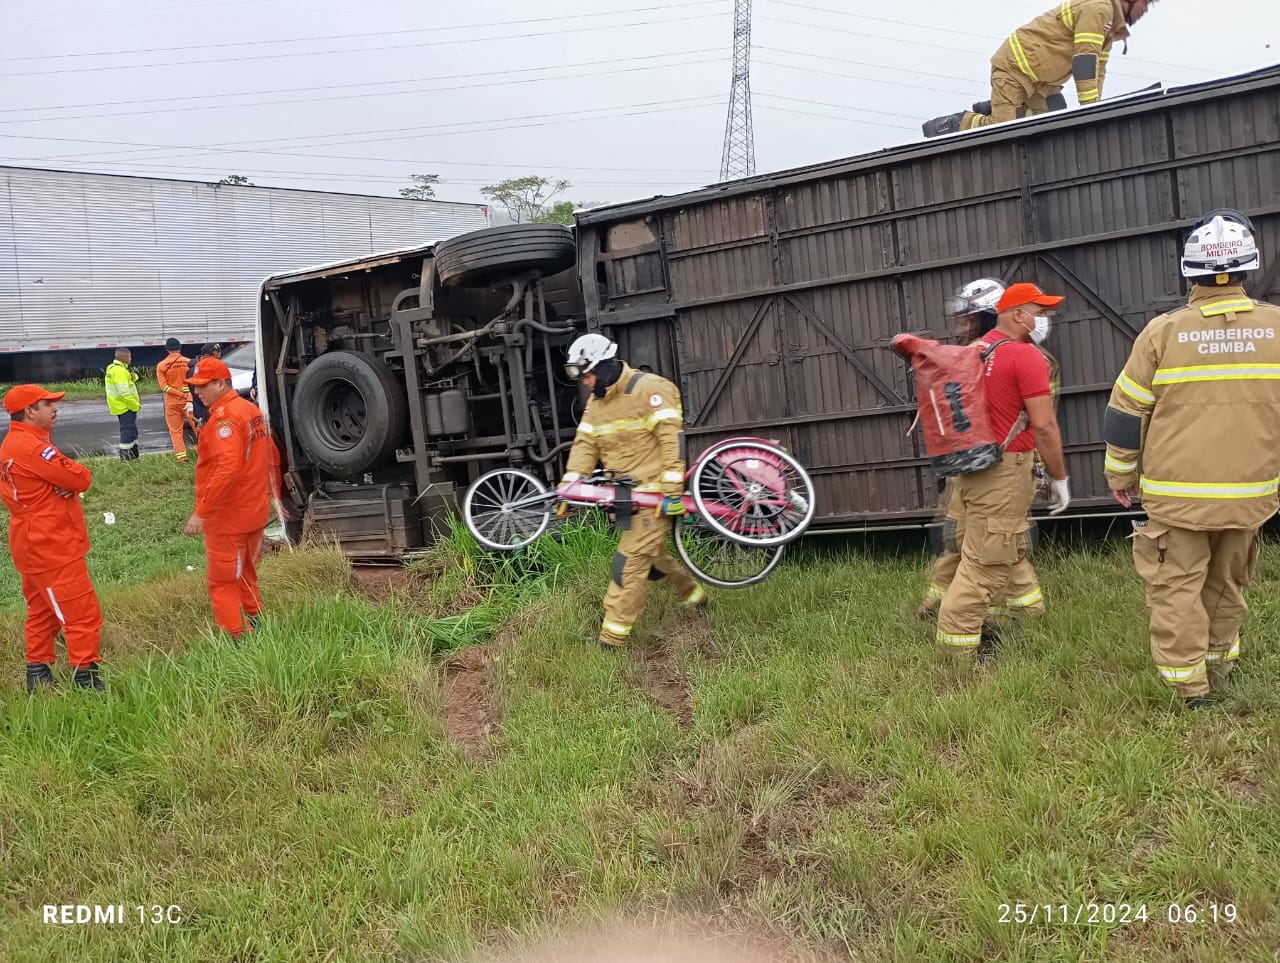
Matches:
[399,174,441,200]
[481,175,571,223]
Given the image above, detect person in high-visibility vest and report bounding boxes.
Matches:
[103,347,142,460]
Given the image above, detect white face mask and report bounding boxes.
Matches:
[1030,315,1052,344]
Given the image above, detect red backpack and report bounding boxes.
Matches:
[890,333,1019,478]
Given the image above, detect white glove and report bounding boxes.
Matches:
[1047,476,1071,516]
[185,402,194,413]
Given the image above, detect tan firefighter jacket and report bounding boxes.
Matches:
[562,364,686,497]
[1103,284,1280,530]
[996,0,1129,105]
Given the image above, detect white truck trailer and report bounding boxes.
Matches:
[0,166,490,380]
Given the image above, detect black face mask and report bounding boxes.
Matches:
[591,358,623,397]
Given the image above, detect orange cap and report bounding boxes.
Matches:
[186,358,233,385]
[3,384,66,414]
[996,282,1065,312]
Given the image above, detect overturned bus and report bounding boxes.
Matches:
[259,66,1280,556]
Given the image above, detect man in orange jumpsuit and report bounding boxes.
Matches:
[0,384,105,691]
[183,358,272,639]
[156,337,196,461]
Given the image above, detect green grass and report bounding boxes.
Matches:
[1,369,160,400]
[0,455,202,609]
[1,493,1279,961]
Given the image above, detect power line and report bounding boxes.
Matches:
[764,0,1215,75]
[3,97,728,165]
[11,0,336,21]
[758,14,1179,85]
[0,158,709,189]
[0,54,725,127]
[756,46,983,85]
[756,102,915,128]
[753,94,918,131]
[0,12,728,78]
[3,2,726,62]
[754,59,969,97]
[0,48,721,118]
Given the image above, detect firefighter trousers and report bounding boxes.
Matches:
[20,558,103,667]
[962,66,1056,129]
[936,451,1037,651]
[599,512,703,647]
[1131,523,1260,697]
[924,484,1044,614]
[205,529,265,637]
[163,398,194,460]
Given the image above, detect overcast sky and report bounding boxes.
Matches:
[0,0,1275,209]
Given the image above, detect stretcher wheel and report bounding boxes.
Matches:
[672,519,784,589]
[462,468,553,551]
[690,439,816,548]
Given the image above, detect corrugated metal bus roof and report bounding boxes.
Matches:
[573,62,1280,527]
[578,65,1280,224]
[0,166,489,353]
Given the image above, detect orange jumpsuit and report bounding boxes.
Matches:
[194,389,272,637]
[0,421,103,667]
[156,350,195,460]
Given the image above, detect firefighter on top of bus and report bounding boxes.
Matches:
[1104,209,1280,710]
[557,334,706,651]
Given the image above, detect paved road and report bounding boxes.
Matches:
[2,394,181,458]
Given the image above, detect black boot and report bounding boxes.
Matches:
[72,662,105,691]
[119,448,131,462]
[25,662,58,693]
[976,621,1001,662]
[1184,693,1218,711]
[922,111,967,138]
[129,444,141,460]
[247,612,263,632]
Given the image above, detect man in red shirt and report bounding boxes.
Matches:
[936,283,1072,659]
[183,358,272,639]
[0,384,105,691]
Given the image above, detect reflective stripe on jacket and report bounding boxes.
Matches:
[994,0,1127,105]
[562,364,686,496]
[1103,284,1280,529]
[104,360,141,415]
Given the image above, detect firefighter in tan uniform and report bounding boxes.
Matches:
[919,278,1058,620]
[922,0,1155,138]
[935,284,1072,659]
[1103,210,1280,709]
[559,334,706,650]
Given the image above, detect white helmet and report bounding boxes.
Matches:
[1181,209,1259,278]
[945,278,1006,318]
[565,333,617,379]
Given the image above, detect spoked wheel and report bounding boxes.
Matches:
[462,468,555,551]
[691,440,816,548]
[672,519,785,589]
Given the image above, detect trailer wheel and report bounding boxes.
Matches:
[434,224,576,288]
[291,351,407,477]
